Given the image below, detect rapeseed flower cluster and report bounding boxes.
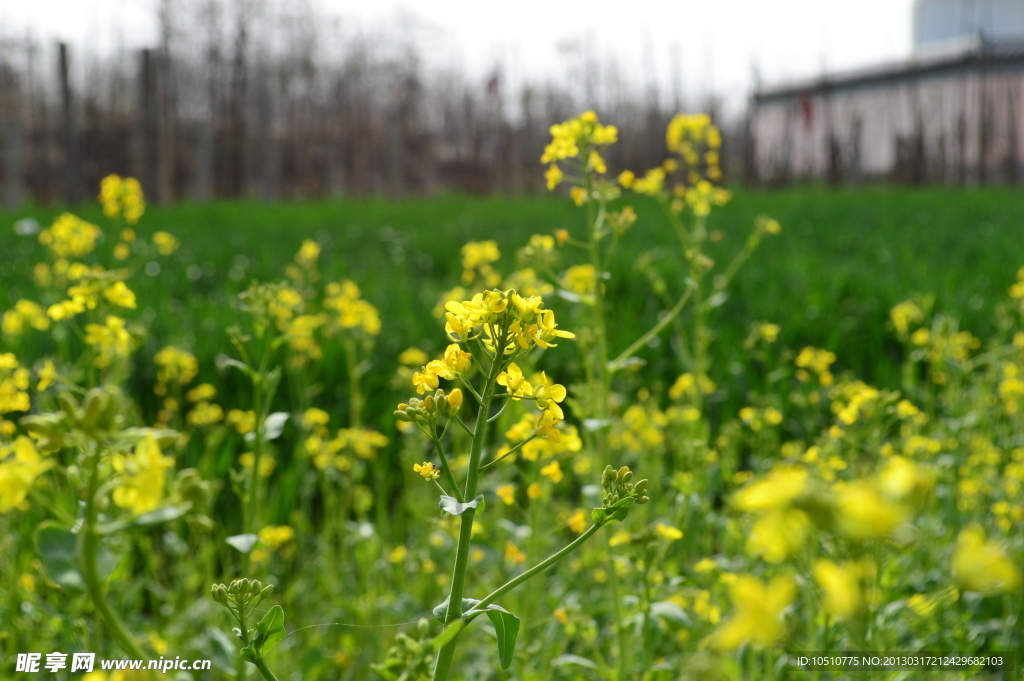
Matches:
[38,213,103,259]
[0,354,32,416]
[0,436,51,514]
[111,436,174,516]
[99,174,145,224]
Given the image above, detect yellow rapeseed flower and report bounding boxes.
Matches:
[495,484,515,505]
[112,436,174,515]
[655,523,683,541]
[813,559,875,618]
[38,213,102,258]
[259,525,296,551]
[84,316,132,368]
[712,574,795,651]
[103,281,137,309]
[746,508,809,564]
[545,164,564,190]
[0,437,53,513]
[413,462,441,481]
[152,231,180,256]
[540,460,563,483]
[951,525,1021,594]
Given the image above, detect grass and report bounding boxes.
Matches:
[3,185,1021,400]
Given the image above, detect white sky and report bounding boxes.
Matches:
[1,0,916,109]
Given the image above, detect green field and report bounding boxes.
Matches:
[3,185,1024,680]
[3,186,1022,399]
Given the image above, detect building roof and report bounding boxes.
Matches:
[754,36,1024,104]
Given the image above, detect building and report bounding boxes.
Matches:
[749,0,1024,185]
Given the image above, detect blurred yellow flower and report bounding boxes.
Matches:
[259,525,296,551]
[951,525,1021,594]
[112,436,174,516]
[712,574,795,651]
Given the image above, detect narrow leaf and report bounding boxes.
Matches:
[439,494,484,516]
[484,607,520,670]
[100,504,191,534]
[552,654,600,670]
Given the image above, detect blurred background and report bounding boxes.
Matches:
[8,0,1023,204]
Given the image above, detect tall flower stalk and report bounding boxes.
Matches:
[392,288,649,680]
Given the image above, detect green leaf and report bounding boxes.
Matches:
[431,620,465,650]
[650,600,691,625]
[432,597,480,622]
[439,494,484,516]
[254,604,286,656]
[226,534,259,553]
[36,522,85,592]
[484,607,520,670]
[35,522,116,592]
[98,504,191,535]
[552,654,600,670]
[592,496,635,526]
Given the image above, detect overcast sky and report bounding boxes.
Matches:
[2,0,916,107]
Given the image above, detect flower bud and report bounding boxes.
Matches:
[424,395,435,413]
[251,580,263,595]
[212,584,228,605]
[448,388,464,412]
[394,410,412,422]
[633,479,648,495]
[260,584,274,600]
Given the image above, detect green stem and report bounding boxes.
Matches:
[246,377,265,539]
[606,283,696,374]
[431,434,464,502]
[480,434,537,470]
[253,657,280,681]
[345,338,363,428]
[472,523,603,612]
[80,444,146,659]
[433,327,507,681]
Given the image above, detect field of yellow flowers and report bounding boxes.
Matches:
[1,112,1022,681]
